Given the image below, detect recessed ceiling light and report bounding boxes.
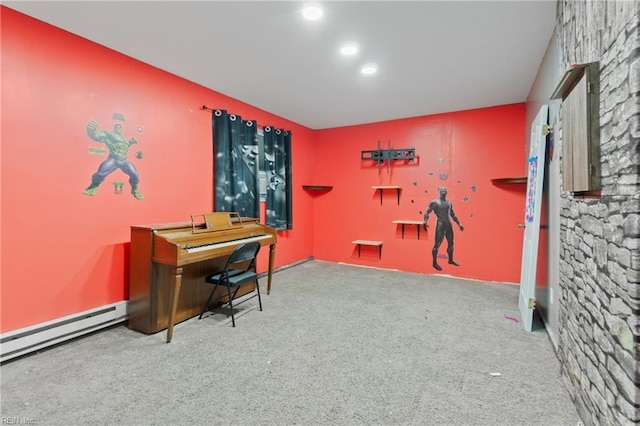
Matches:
[360,64,378,75]
[302,4,323,21]
[340,43,359,56]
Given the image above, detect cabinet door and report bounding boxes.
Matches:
[553,62,600,193]
[563,72,590,191]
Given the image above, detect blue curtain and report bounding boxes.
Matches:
[212,110,259,218]
[263,126,292,230]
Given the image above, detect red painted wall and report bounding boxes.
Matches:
[1,7,528,335]
[311,106,527,283]
[0,8,315,333]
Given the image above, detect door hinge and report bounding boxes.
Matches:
[528,298,536,309]
[542,124,551,136]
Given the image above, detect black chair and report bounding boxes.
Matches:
[198,241,262,326]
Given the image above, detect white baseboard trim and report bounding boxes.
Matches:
[258,256,313,278]
[0,257,314,363]
[1,301,127,363]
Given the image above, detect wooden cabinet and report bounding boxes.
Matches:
[551,62,600,193]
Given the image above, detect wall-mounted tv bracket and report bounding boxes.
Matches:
[361,140,415,174]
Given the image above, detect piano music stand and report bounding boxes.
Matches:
[191,212,243,234]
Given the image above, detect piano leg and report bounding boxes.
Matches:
[267,244,276,295]
[166,267,183,343]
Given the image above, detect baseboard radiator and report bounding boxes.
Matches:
[0,259,311,363]
[1,301,127,363]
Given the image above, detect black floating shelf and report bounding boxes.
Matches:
[491,177,527,185]
[302,185,333,191]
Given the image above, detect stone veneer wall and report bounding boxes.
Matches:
[556,1,639,424]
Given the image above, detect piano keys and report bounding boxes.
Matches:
[185,234,271,253]
[128,213,277,342]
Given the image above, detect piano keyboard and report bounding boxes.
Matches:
[185,234,271,253]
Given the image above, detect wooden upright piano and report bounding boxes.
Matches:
[128,212,277,342]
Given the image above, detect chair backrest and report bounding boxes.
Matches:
[227,241,261,270]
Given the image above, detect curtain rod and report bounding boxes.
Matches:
[202,105,290,133]
[201,105,267,129]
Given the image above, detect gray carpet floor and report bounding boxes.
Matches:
[1,260,581,425]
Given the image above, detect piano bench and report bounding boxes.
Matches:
[352,240,383,259]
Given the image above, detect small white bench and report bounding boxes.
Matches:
[352,240,383,259]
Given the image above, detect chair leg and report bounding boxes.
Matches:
[255,279,262,311]
[231,287,241,300]
[198,283,219,319]
[226,285,236,327]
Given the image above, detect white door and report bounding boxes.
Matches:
[519,105,549,332]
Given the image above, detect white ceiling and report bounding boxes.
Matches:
[5,1,556,129]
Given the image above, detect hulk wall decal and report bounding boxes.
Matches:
[82,116,144,200]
